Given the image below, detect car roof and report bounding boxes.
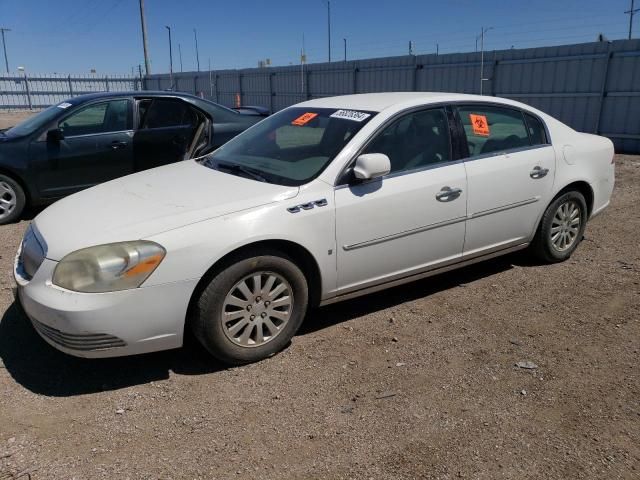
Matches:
[295,92,532,113]
[62,90,239,114]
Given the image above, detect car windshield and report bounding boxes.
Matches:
[202,107,377,186]
[5,103,68,137]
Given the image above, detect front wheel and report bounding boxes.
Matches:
[0,174,26,225]
[531,191,588,263]
[191,250,309,365]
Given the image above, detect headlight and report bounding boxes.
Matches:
[52,241,166,293]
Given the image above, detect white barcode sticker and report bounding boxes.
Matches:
[330,109,371,122]
[57,102,72,109]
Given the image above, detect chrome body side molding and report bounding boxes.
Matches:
[320,243,529,306]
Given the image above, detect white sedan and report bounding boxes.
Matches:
[14,93,615,364]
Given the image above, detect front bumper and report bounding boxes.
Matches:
[15,257,198,358]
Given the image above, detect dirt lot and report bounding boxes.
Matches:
[0,111,34,130]
[0,111,638,478]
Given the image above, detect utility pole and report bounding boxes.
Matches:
[626,0,640,39]
[409,40,414,55]
[479,26,493,95]
[208,58,213,98]
[138,0,151,75]
[165,25,173,90]
[343,38,347,62]
[0,28,10,73]
[301,34,306,93]
[327,1,331,62]
[178,43,183,72]
[193,28,200,71]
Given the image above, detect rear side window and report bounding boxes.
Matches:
[140,99,197,129]
[457,105,529,157]
[524,113,548,145]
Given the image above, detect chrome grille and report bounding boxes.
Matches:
[19,224,47,280]
[31,319,127,351]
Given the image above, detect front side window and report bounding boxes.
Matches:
[457,105,529,157]
[59,99,131,137]
[203,107,376,186]
[363,108,451,174]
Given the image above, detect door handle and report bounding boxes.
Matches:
[435,186,463,202]
[530,166,549,179]
[110,141,128,150]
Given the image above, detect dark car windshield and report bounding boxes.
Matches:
[5,103,68,137]
[202,107,377,186]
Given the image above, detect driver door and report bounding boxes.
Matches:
[334,107,468,294]
[31,98,134,198]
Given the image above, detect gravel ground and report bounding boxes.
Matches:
[0,110,638,478]
[0,111,35,130]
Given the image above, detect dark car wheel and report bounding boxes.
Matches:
[0,174,26,225]
[531,191,588,263]
[191,249,309,365]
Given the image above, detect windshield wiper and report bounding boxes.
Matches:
[216,161,267,183]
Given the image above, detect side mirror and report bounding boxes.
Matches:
[47,128,64,143]
[352,153,391,181]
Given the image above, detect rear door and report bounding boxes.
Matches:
[133,98,199,171]
[456,104,555,256]
[32,98,134,198]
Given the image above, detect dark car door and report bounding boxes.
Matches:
[30,98,134,199]
[133,98,200,171]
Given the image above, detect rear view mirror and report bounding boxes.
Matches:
[47,128,64,143]
[352,153,391,181]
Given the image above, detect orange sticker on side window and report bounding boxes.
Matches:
[469,114,490,136]
[292,112,318,126]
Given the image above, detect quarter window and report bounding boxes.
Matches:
[59,99,131,136]
[524,112,548,145]
[363,108,452,174]
[457,106,529,157]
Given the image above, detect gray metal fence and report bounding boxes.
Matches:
[0,73,142,110]
[146,39,640,153]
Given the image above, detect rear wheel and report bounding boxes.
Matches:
[531,191,587,263]
[191,250,309,365]
[0,174,26,225]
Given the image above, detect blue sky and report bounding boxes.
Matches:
[0,0,636,75]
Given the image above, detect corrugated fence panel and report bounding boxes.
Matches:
[4,39,638,151]
[241,72,271,108]
[0,74,139,109]
[138,38,632,153]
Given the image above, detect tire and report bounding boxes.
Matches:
[531,190,588,263]
[0,174,26,225]
[191,249,309,365]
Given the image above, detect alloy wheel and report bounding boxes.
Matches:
[0,181,17,221]
[221,271,293,348]
[550,200,581,252]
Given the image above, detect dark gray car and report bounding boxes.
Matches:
[0,91,261,224]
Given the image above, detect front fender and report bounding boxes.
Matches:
[145,184,337,299]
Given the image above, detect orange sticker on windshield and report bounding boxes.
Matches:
[469,114,490,136]
[292,112,318,126]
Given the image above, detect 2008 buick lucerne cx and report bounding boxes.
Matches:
[14,93,615,364]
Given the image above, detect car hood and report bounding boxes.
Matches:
[35,160,299,260]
